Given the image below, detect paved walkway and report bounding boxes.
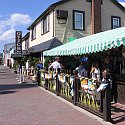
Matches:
[0,66,124,125]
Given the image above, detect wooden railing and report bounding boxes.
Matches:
[38,68,111,122]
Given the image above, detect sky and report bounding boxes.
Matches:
[0,0,125,53]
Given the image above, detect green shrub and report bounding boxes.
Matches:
[44,57,50,68]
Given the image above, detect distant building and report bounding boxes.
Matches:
[0,53,3,65]
[4,43,15,66]
[0,53,3,58]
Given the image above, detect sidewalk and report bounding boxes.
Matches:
[0,66,122,125]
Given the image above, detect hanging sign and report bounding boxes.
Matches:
[15,31,22,54]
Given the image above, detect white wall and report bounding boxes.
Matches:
[29,11,54,48]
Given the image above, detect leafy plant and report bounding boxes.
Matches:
[44,57,51,68]
[13,60,18,71]
[29,56,40,68]
[20,56,28,66]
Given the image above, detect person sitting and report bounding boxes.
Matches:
[75,59,87,77]
[90,62,100,81]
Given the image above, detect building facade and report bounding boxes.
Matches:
[22,32,30,56]
[22,0,125,58]
[4,43,15,67]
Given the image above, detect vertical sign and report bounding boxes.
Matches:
[15,31,22,54]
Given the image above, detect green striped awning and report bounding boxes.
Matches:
[43,27,125,56]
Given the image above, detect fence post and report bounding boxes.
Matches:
[73,70,78,105]
[103,83,111,122]
[77,78,80,102]
[56,68,60,96]
[45,68,48,90]
[22,66,25,83]
[37,69,41,86]
[19,68,22,83]
[19,63,22,83]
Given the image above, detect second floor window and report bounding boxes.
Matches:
[31,26,36,40]
[41,15,49,34]
[25,39,29,49]
[73,10,85,30]
[111,16,121,29]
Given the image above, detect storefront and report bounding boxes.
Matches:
[43,27,125,104]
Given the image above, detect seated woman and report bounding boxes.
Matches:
[90,62,100,81]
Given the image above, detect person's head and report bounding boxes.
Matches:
[79,60,85,66]
[104,56,110,64]
[95,62,99,67]
[55,57,60,62]
[92,62,96,67]
[40,61,43,64]
[102,69,107,78]
[102,68,110,79]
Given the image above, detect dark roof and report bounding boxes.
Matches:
[29,37,62,53]
[27,0,71,30]
[22,32,30,41]
[27,0,125,30]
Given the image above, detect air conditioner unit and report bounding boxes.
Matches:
[57,10,68,19]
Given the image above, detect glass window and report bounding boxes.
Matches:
[111,16,121,29]
[25,39,29,49]
[31,26,36,40]
[41,15,49,34]
[41,20,43,34]
[73,10,85,30]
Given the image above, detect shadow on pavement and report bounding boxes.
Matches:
[0,90,18,95]
[111,104,125,124]
[0,83,37,91]
[0,71,8,73]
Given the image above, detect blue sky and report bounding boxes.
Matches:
[0,0,125,53]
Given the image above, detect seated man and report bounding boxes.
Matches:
[76,60,87,77]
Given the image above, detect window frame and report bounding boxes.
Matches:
[41,15,50,35]
[31,26,36,40]
[111,16,121,29]
[73,10,85,31]
[25,39,29,49]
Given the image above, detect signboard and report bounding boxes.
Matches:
[15,31,22,54]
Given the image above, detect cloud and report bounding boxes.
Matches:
[0,29,15,41]
[0,13,32,29]
[0,13,32,43]
[119,2,125,7]
[9,13,32,27]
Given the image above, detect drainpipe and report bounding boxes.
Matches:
[91,0,102,34]
[53,9,55,37]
